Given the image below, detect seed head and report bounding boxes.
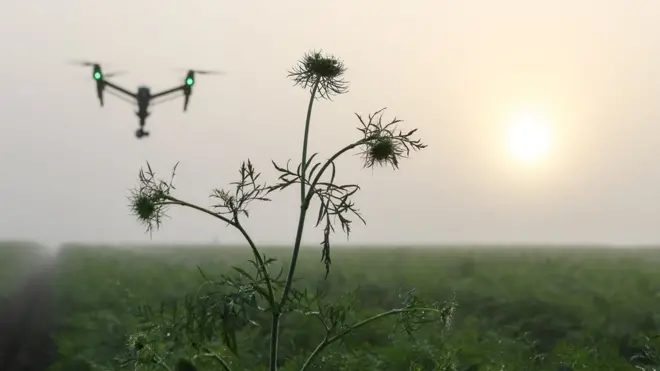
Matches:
[127,333,148,352]
[288,50,348,99]
[362,136,406,169]
[129,189,168,234]
[132,193,157,221]
[355,108,427,169]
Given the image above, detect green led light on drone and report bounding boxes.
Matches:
[186,77,194,86]
[93,71,102,80]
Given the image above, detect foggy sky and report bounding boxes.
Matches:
[2,0,660,247]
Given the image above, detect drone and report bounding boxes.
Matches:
[71,60,223,139]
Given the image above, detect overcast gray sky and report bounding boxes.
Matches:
[2,0,660,247]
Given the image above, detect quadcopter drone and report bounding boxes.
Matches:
[72,60,223,139]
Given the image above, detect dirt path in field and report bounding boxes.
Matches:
[0,259,58,371]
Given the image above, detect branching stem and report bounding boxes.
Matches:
[161,199,232,225]
[200,347,233,371]
[299,306,441,371]
[162,196,276,306]
[300,79,321,205]
[303,138,370,206]
[274,137,373,371]
[278,138,368,308]
[266,78,321,371]
[146,345,172,371]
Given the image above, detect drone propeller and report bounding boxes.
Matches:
[104,71,127,78]
[69,59,101,67]
[195,69,224,75]
[175,68,225,75]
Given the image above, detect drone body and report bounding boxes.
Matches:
[73,61,222,139]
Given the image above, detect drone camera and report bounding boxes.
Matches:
[135,129,150,139]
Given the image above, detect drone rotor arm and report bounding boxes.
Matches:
[103,80,137,99]
[105,89,138,106]
[150,85,185,100]
[183,94,190,112]
[150,92,184,107]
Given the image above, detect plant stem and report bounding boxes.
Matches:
[299,338,327,371]
[201,347,233,371]
[273,140,372,371]
[269,310,281,371]
[269,78,320,371]
[278,139,367,309]
[168,195,281,371]
[234,221,276,304]
[162,198,233,225]
[147,345,172,371]
[299,307,441,371]
[300,79,321,205]
[303,139,367,206]
[163,197,276,305]
[274,137,374,371]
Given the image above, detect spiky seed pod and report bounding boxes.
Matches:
[127,333,148,352]
[355,108,427,169]
[361,136,407,169]
[132,193,157,221]
[369,137,396,163]
[288,50,348,99]
[129,189,168,234]
[175,358,198,371]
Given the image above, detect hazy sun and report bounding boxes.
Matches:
[507,110,551,164]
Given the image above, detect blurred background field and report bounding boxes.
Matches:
[0,241,52,301]
[3,243,660,370]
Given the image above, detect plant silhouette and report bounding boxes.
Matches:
[125,50,455,371]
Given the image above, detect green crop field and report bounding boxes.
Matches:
[5,243,660,370]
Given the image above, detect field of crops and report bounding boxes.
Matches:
[4,243,660,370]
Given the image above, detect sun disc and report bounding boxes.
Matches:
[507,111,551,163]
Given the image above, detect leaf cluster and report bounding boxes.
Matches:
[267,108,426,278]
[393,289,456,338]
[131,257,286,358]
[270,156,364,277]
[285,285,457,347]
[287,287,358,338]
[210,160,270,224]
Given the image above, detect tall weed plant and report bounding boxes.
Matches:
[123,50,456,371]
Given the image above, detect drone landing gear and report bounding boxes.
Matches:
[135,128,150,139]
